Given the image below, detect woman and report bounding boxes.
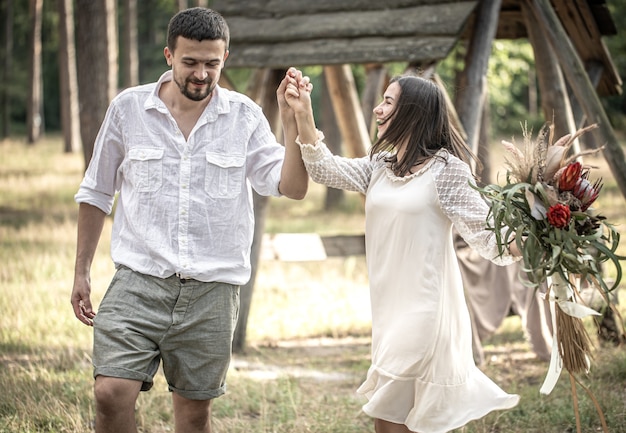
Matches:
[281,70,521,433]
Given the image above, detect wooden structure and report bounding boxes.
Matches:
[214,0,625,193]
[212,0,626,350]
[217,0,620,93]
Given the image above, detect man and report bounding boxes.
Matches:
[70,8,310,433]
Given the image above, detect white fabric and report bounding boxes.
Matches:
[75,71,285,285]
[299,133,520,433]
[455,235,553,364]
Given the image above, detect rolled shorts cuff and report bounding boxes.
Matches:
[94,366,155,391]
[169,383,226,401]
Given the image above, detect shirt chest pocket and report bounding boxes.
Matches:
[205,152,245,199]
[128,148,164,192]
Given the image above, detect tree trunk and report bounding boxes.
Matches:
[26,0,43,145]
[1,0,13,139]
[528,0,626,200]
[233,69,284,353]
[455,0,502,159]
[58,0,82,153]
[122,0,139,89]
[75,0,118,169]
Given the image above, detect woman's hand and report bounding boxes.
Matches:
[507,237,525,257]
[278,67,318,146]
[283,67,313,113]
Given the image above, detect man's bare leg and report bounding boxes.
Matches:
[94,376,142,433]
[172,393,213,433]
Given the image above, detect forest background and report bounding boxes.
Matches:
[1,0,626,432]
[1,0,626,139]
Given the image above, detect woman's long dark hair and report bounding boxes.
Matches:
[370,74,479,177]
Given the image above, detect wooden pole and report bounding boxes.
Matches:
[323,64,369,158]
[321,73,346,210]
[521,1,580,154]
[527,0,626,199]
[361,64,387,142]
[455,0,502,157]
[570,61,603,150]
[232,69,284,353]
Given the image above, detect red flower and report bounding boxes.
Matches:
[573,174,602,211]
[547,203,571,228]
[559,161,582,191]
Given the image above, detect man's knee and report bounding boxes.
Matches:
[94,376,141,413]
[173,394,212,431]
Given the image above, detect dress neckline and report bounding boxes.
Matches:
[384,150,444,182]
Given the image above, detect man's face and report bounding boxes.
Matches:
[164,37,229,102]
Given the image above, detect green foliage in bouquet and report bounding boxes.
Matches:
[476,122,623,294]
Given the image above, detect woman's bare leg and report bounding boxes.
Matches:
[374,418,414,433]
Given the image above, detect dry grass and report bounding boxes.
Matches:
[1,134,625,433]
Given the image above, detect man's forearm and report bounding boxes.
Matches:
[74,202,107,278]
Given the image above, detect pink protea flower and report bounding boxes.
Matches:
[547,203,571,228]
[558,161,582,191]
[573,174,603,211]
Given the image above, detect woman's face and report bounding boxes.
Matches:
[373,82,401,137]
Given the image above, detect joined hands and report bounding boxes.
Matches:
[278,67,313,115]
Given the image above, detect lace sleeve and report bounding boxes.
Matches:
[296,131,374,194]
[433,154,519,266]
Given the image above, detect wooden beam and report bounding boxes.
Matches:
[455,0,503,159]
[521,1,580,154]
[227,36,458,68]
[233,69,284,353]
[551,0,622,96]
[360,64,388,141]
[528,0,626,199]
[224,3,477,42]
[569,61,603,150]
[243,68,268,104]
[214,0,477,17]
[320,73,346,210]
[323,65,369,158]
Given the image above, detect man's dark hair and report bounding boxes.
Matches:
[167,7,230,52]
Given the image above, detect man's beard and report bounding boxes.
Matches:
[176,76,214,102]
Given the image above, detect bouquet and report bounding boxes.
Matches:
[476,122,624,431]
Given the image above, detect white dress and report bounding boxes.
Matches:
[298,134,520,433]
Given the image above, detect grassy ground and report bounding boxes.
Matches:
[1,135,625,432]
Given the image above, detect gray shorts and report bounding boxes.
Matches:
[93,266,240,400]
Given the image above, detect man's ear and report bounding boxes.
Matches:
[222,50,229,65]
[164,47,173,66]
